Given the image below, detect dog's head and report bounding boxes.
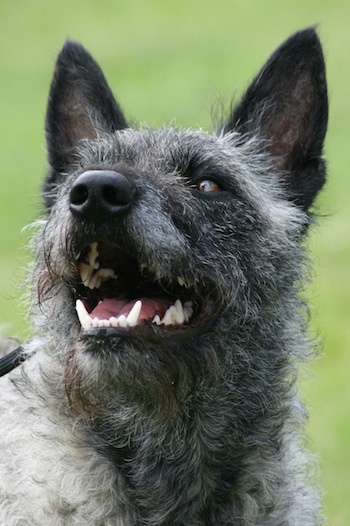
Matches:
[36,29,327,415]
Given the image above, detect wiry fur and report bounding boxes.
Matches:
[0,29,328,525]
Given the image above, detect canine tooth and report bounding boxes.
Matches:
[162,302,185,325]
[126,300,142,327]
[79,262,93,284]
[118,315,128,328]
[174,299,185,324]
[152,315,161,325]
[160,301,192,326]
[75,299,92,328]
[169,306,178,323]
[169,305,182,324]
[88,242,99,267]
[161,308,173,326]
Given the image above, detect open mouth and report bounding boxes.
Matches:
[73,242,217,340]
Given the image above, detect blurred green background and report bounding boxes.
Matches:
[0,1,349,523]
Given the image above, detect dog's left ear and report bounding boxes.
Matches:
[43,41,127,208]
[224,28,328,211]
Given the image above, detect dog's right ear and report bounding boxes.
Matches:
[43,41,127,209]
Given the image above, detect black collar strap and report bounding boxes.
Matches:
[0,346,28,377]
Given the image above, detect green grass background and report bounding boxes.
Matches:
[0,1,349,523]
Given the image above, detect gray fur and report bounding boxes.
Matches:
[0,29,327,525]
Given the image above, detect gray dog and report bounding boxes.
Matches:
[0,28,328,525]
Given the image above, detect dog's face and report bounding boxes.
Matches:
[36,30,327,415]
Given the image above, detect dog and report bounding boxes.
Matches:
[0,28,328,525]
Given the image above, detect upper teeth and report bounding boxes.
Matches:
[87,241,99,268]
[76,299,194,329]
[79,245,191,294]
[78,243,115,289]
[177,276,191,288]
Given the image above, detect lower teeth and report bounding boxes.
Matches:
[75,299,193,330]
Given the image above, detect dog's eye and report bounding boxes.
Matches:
[196,179,222,192]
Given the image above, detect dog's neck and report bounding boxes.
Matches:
[90,401,242,524]
[80,353,295,526]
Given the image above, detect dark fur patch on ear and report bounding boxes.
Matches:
[224,28,328,211]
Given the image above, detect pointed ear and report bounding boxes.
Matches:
[43,41,127,208]
[223,28,328,211]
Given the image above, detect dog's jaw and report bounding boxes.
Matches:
[73,241,220,343]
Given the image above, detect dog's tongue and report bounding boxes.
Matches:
[90,298,170,322]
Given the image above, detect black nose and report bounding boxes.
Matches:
[69,170,136,221]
